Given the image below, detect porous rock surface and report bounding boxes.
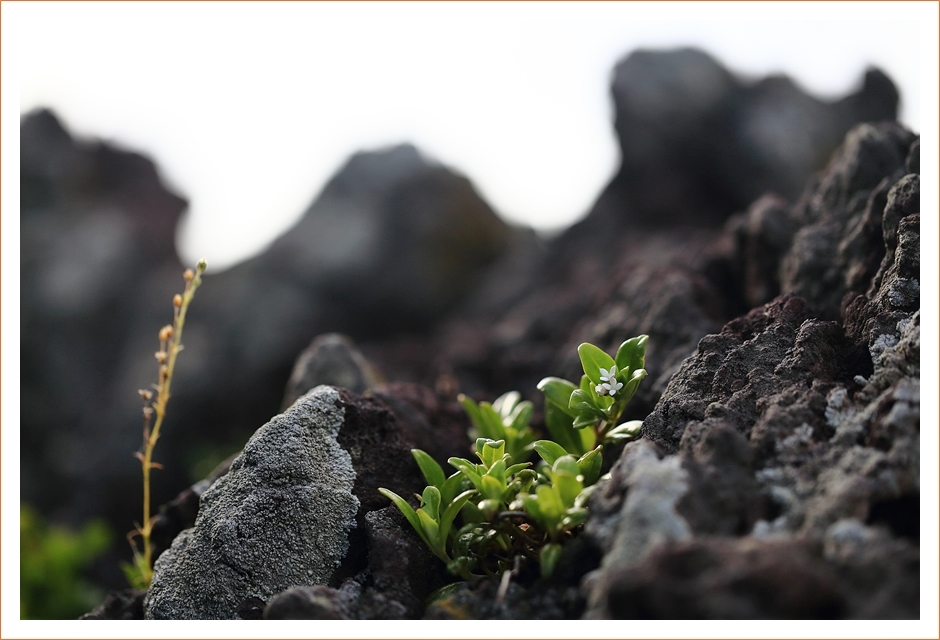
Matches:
[144,386,359,619]
[581,123,920,619]
[142,378,463,620]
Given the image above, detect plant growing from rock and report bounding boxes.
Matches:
[537,335,649,455]
[380,336,648,581]
[124,259,207,589]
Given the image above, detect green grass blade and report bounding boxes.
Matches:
[379,488,431,548]
[411,449,446,489]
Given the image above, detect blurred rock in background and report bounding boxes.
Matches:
[20,113,513,590]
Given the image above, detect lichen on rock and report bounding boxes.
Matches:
[144,386,359,620]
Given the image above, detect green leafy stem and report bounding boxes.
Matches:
[379,335,649,581]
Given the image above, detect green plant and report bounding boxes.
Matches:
[20,504,111,619]
[458,391,537,465]
[124,259,207,589]
[537,335,648,455]
[380,336,648,582]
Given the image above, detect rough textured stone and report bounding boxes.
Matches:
[779,123,915,320]
[354,506,452,619]
[264,583,360,620]
[148,454,236,563]
[583,440,693,618]
[604,123,922,619]
[144,387,359,619]
[601,537,847,619]
[641,294,832,454]
[79,588,146,620]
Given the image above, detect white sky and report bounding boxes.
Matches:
[4,1,931,272]
[2,4,939,636]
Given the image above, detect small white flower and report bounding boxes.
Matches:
[597,365,623,396]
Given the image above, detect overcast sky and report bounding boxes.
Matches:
[5,1,935,273]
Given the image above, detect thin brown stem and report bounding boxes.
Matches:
[131,260,205,586]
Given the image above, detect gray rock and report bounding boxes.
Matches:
[144,386,359,619]
[583,440,692,618]
[282,333,381,408]
[822,519,919,618]
[264,582,361,620]
[259,143,510,332]
[779,122,915,319]
[597,537,847,619]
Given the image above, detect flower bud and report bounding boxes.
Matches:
[196,258,208,273]
[183,269,195,282]
[159,325,174,341]
[173,294,182,308]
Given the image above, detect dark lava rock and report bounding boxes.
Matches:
[599,537,846,619]
[355,505,453,619]
[779,123,915,320]
[79,588,146,620]
[264,584,358,620]
[583,122,920,619]
[234,596,267,620]
[266,144,511,330]
[641,294,846,457]
[369,382,472,469]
